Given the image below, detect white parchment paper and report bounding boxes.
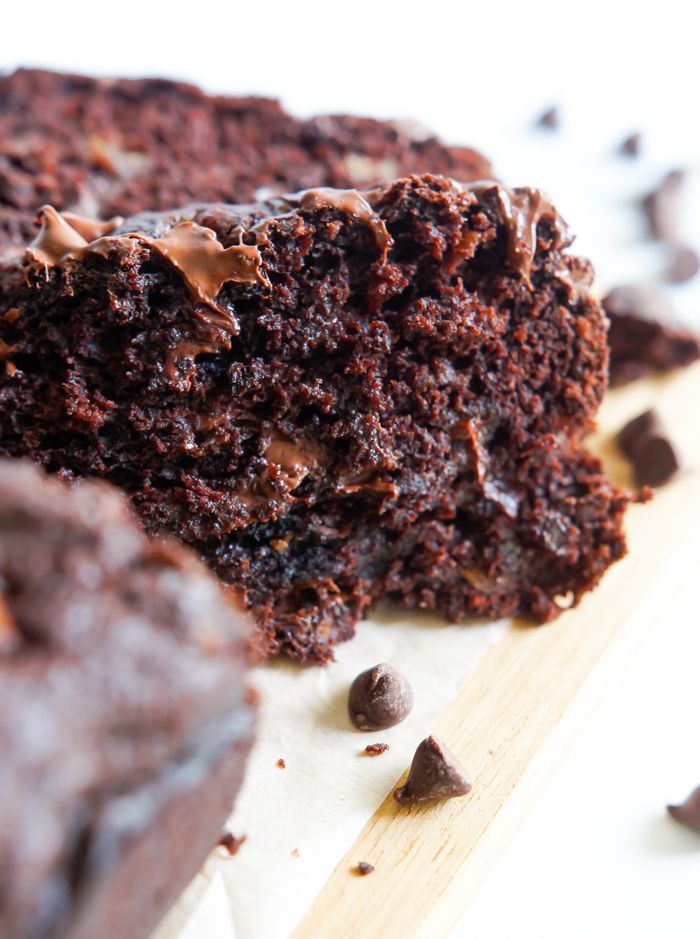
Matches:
[160,609,506,939]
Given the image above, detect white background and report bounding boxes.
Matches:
[4,3,700,937]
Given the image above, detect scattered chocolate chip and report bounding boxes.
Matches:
[617,409,680,488]
[666,245,700,284]
[364,742,390,756]
[667,785,700,833]
[603,284,700,383]
[394,735,472,805]
[276,758,286,769]
[536,106,560,129]
[642,169,685,242]
[355,861,375,875]
[348,664,413,731]
[217,832,247,856]
[619,132,642,157]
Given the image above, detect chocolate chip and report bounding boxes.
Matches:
[393,735,472,805]
[667,785,700,833]
[217,832,247,855]
[355,861,375,875]
[276,758,286,769]
[642,169,685,242]
[619,132,642,157]
[602,284,672,325]
[617,409,680,488]
[666,245,700,284]
[536,106,560,129]
[364,742,390,756]
[348,664,413,730]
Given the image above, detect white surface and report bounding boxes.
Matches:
[4,4,700,937]
[452,529,700,939]
[205,611,505,939]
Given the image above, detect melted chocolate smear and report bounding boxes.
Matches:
[295,188,392,262]
[468,182,561,283]
[26,206,122,266]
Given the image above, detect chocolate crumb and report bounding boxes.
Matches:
[668,785,700,833]
[217,832,247,856]
[617,409,680,488]
[666,245,700,284]
[619,132,642,157]
[394,735,472,805]
[355,861,375,875]
[276,758,286,769]
[364,742,390,756]
[642,169,685,243]
[348,664,413,731]
[536,106,560,130]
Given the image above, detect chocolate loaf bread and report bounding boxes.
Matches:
[0,460,255,939]
[0,68,490,254]
[0,175,627,661]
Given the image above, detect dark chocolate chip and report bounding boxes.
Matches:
[218,832,247,855]
[364,742,390,756]
[536,106,560,129]
[393,735,472,805]
[617,409,680,488]
[642,169,685,242]
[619,133,642,157]
[602,284,672,325]
[666,245,700,284]
[667,785,700,833]
[348,664,413,730]
[355,861,375,875]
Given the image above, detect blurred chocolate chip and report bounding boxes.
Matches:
[364,742,390,756]
[642,169,685,242]
[668,785,700,833]
[394,735,472,805]
[536,106,560,129]
[666,245,700,284]
[603,284,672,324]
[348,664,413,731]
[603,284,700,383]
[355,861,375,875]
[276,758,286,769]
[218,832,247,855]
[619,132,642,157]
[617,409,680,488]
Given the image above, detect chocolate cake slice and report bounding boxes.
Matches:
[0,175,627,661]
[0,460,255,939]
[0,68,490,254]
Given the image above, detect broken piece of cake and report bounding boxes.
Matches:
[0,460,255,939]
[0,174,628,661]
[0,68,490,254]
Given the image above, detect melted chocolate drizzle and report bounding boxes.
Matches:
[25,207,269,317]
[468,181,563,282]
[284,187,392,262]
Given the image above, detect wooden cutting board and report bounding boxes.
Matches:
[161,362,700,939]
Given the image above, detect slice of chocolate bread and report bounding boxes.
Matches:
[0,175,627,662]
[0,68,490,255]
[0,460,255,939]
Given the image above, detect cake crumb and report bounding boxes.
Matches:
[276,758,286,769]
[355,861,375,875]
[217,832,247,856]
[364,742,390,756]
[291,848,300,858]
